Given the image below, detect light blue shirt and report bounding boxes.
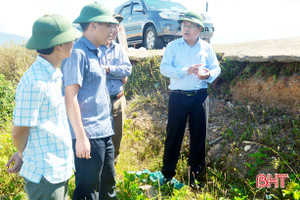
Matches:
[160,37,221,90]
[14,55,73,184]
[99,41,132,96]
[61,36,114,139]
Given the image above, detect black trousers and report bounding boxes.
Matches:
[72,137,117,200]
[162,90,209,178]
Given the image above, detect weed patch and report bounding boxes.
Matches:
[0,74,15,130]
[0,42,36,84]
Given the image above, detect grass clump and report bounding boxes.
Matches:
[0,42,36,84]
[0,43,34,200]
[125,56,169,99]
[0,132,26,199]
[0,74,15,129]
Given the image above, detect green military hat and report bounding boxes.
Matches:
[26,14,76,50]
[73,2,119,24]
[178,11,205,30]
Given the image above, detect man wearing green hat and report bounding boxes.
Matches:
[61,3,119,200]
[160,11,221,187]
[5,14,76,199]
[99,14,132,160]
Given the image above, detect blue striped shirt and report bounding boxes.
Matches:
[99,41,132,96]
[160,37,221,90]
[61,36,114,139]
[14,55,73,184]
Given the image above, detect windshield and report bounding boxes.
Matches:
[144,0,187,12]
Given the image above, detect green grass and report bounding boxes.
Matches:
[0,132,26,199]
[0,74,15,129]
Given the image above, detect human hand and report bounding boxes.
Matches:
[197,68,210,80]
[6,152,23,173]
[187,64,202,75]
[76,136,91,159]
[122,77,128,84]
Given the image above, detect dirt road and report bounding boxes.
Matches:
[213,37,300,62]
[127,37,300,63]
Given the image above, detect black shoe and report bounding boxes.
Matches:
[163,177,174,187]
[164,177,172,183]
[189,166,206,188]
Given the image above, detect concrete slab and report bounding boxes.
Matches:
[127,37,300,63]
[213,37,300,62]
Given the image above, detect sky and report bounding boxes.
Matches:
[0,0,300,44]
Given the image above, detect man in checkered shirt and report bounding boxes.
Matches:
[6,14,77,199]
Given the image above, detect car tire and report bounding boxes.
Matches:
[144,26,164,50]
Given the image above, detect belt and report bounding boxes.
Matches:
[110,91,124,100]
[171,89,207,96]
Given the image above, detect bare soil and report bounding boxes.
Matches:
[230,75,300,114]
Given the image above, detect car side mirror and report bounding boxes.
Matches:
[134,9,144,13]
[133,6,144,13]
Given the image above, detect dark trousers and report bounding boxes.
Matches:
[72,137,117,200]
[162,90,209,178]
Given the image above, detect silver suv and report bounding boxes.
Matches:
[115,0,214,50]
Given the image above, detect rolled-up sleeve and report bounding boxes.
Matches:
[61,49,87,88]
[107,45,132,79]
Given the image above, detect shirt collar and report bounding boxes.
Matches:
[110,40,116,48]
[99,40,116,51]
[78,36,98,52]
[36,55,62,80]
[179,36,201,46]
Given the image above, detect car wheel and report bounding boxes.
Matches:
[144,26,163,50]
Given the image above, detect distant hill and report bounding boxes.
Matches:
[0,32,28,45]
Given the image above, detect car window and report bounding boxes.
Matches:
[120,4,131,16]
[144,0,186,11]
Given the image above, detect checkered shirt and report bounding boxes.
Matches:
[14,56,73,184]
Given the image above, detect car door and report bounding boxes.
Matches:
[128,1,145,42]
[119,3,133,40]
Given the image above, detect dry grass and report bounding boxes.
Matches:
[0,42,36,84]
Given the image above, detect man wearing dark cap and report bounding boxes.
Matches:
[61,3,119,200]
[99,14,132,160]
[160,11,221,187]
[6,14,76,199]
